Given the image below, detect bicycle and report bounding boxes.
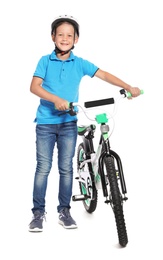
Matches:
[59,88,143,247]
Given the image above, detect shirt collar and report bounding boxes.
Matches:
[49,50,75,61]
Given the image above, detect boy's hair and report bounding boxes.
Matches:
[51,15,79,37]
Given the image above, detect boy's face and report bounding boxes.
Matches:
[52,22,78,52]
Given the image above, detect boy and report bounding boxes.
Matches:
[29,15,141,232]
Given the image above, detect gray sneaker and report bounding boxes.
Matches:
[29,210,46,232]
[58,208,77,229]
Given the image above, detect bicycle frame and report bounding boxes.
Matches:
[77,111,127,202]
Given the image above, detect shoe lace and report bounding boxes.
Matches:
[30,212,46,224]
[61,208,71,218]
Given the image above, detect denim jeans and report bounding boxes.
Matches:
[32,121,77,214]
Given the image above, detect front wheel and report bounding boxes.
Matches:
[77,143,98,213]
[104,156,128,247]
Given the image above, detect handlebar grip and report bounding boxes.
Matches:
[84,98,114,108]
[127,89,144,98]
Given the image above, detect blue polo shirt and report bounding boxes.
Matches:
[33,51,99,124]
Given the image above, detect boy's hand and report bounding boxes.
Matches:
[128,87,141,98]
[54,97,69,110]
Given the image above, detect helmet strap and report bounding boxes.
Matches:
[55,44,74,56]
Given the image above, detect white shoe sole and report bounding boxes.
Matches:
[28,227,43,232]
[58,220,78,229]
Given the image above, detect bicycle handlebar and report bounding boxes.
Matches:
[84,97,115,108]
[74,88,143,108]
[58,89,144,116]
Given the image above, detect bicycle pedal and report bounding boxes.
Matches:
[123,197,128,201]
[72,194,91,201]
[105,199,111,204]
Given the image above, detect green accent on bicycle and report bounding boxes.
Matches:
[96,113,108,124]
[95,174,101,183]
[91,125,96,130]
[79,150,84,161]
[103,133,109,140]
[78,124,96,133]
[78,126,87,132]
[81,184,89,205]
[127,89,144,98]
[81,183,87,195]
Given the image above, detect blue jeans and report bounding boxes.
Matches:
[32,121,77,214]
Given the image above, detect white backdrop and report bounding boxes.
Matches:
[0,0,163,259]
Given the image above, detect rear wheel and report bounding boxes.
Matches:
[104,156,128,247]
[77,143,98,213]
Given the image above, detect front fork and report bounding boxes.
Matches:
[99,141,127,198]
[110,149,127,194]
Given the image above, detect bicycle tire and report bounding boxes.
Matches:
[104,156,128,247]
[77,143,98,213]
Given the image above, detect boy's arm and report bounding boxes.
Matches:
[30,76,69,110]
[95,69,141,97]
